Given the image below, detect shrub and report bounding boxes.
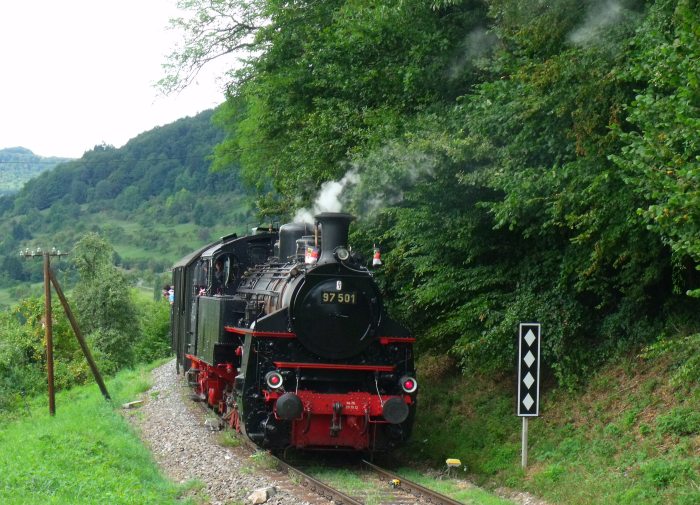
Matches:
[639,458,694,489]
[134,299,172,364]
[87,328,134,376]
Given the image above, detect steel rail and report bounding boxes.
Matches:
[362,459,466,505]
[272,455,364,505]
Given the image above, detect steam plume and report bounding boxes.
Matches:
[292,141,437,223]
[293,168,360,223]
[568,1,624,46]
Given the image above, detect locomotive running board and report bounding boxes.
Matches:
[273,361,395,372]
[225,326,296,338]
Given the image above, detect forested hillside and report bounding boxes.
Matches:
[0,109,253,293]
[0,147,71,196]
[162,0,700,389]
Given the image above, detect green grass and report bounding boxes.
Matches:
[218,430,243,448]
[403,353,700,505]
[303,465,513,505]
[304,466,394,505]
[0,364,195,505]
[396,468,513,505]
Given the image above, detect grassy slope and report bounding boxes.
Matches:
[0,338,695,504]
[402,352,700,505]
[66,211,249,266]
[0,364,196,505]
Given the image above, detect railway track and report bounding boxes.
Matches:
[273,455,466,505]
[189,383,465,504]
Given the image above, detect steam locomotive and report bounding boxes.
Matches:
[171,213,416,452]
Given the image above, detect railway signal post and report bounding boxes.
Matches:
[517,322,541,469]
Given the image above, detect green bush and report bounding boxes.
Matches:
[0,297,90,415]
[87,328,134,375]
[134,299,172,364]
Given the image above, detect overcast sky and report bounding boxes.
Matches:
[0,0,227,158]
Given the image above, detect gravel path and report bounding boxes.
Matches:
[124,359,317,505]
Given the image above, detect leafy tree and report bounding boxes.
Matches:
[611,0,700,294]
[10,222,31,241]
[72,233,138,370]
[133,299,172,364]
[1,256,27,282]
[0,297,87,412]
[212,0,489,214]
[159,0,266,94]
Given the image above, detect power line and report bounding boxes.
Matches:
[0,153,218,166]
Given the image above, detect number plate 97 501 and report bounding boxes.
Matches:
[321,291,357,304]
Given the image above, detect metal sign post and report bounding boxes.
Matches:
[521,417,528,468]
[517,323,541,469]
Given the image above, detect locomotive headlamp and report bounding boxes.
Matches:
[265,371,284,389]
[400,376,418,394]
[335,247,350,261]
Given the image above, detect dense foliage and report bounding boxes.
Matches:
[164,0,700,387]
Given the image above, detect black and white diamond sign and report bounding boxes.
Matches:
[517,323,541,417]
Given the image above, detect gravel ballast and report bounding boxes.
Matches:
[125,359,316,505]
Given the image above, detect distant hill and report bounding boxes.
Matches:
[0,147,72,196]
[0,109,255,290]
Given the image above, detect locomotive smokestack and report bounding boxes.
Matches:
[315,212,354,264]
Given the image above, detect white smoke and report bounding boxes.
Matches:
[353,144,437,216]
[292,142,438,223]
[448,27,499,80]
[293,168,360,223]
[568,1,624,46]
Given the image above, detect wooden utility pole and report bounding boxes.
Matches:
[20,247,111,415]
[43,252,55,416]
